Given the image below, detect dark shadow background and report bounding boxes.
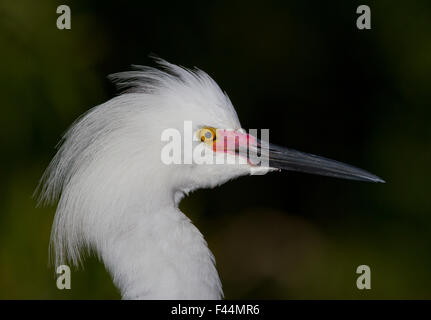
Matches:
[0,0,430,299]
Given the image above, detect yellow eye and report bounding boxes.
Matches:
[199,127,217,143]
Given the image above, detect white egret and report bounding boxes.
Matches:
[37,59,384,299]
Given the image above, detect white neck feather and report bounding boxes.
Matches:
[101,204,223,299]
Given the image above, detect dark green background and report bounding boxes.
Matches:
[0,0,430,299]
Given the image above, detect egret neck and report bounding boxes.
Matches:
[99,187,223,299]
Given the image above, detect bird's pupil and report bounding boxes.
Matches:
[205,131,212,139]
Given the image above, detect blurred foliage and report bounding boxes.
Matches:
[0,0,430,299]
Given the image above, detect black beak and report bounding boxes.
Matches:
[259,142,384,183]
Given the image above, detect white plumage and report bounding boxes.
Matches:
[37,58,383,299]
[37,59,258,299]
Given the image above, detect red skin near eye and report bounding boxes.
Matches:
[212,130,257,165]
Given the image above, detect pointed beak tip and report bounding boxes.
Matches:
[374,177,386,184]
[357,174,385,184]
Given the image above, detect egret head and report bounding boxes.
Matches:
[104,59,271,196]
[110,59,384,193]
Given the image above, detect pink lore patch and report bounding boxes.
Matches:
[213,130,257,165]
